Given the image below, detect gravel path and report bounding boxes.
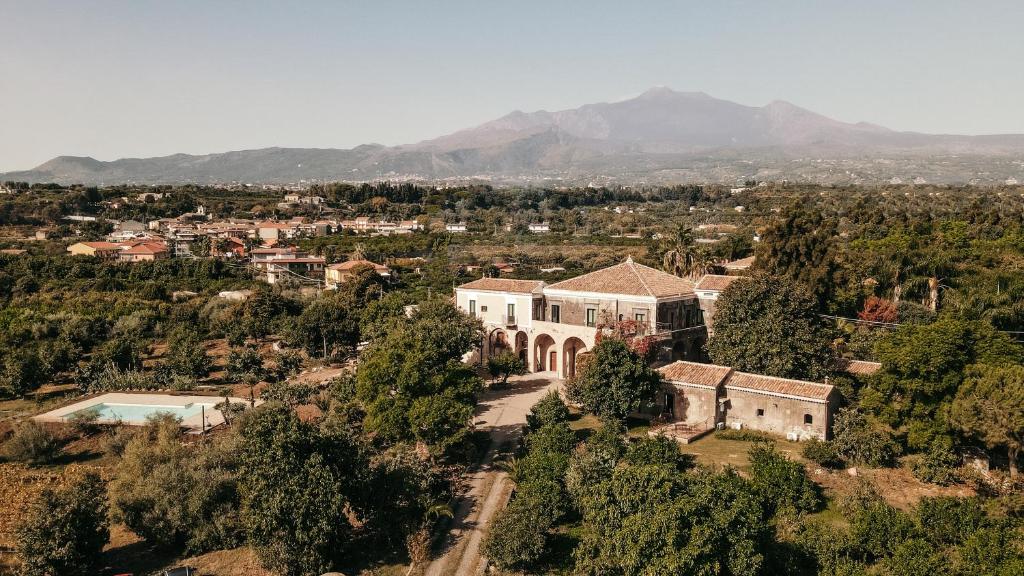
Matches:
[424,374,560,576]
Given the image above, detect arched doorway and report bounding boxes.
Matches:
[488,330,510,358]
[562,337,587,379]
[514,331,529,365]
[534,334,556,372]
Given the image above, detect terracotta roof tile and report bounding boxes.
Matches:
[658,361,733,388]
[726,372,834,401]
[836,359,882,376]
[695,274,742,292]
[546,258,695,298]
[457,278,544,294]
[723,255,755,270]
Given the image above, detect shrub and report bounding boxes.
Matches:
[66,408,101,437]
[526,390,570,431]
[3,421,62,465]
[101,426,138,458]
[482,494,551,570]
[912,438,960,486]
[915,497,986,546]
[623,435,692,471]
[749,442,822,516]
[802,438,844,468]
[15,471,109,576]
[850,500,917,560]
[832,409,899,467]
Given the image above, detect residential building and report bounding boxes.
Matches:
[117,241,169,262]
[693,274,742,334]
[446,222,468,233]
[722,255,754,272]
[455,257,707,379]
[67,241,122,258]
[655,360,838,442]
[250,247,325,284]
[528,222,551,233]
[325,259,391,287]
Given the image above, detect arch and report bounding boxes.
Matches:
[562,337,587,379]
[514,331,529,364]
[534,334,556,372]
[488,329,511,358]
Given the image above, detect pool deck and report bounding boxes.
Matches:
[33,392,255,433]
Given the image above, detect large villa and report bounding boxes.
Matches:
[455,257,708,379]
[456,258,848,442]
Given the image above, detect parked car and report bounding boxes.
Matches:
[162,568,197,576]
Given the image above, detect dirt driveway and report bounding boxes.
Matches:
[424,373,561,576]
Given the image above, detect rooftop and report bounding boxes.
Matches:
[695,274,742,292]
[546,257,694,298]
[836,359,883,376]
[723,255,755,270]
[726,372,834,401]
[658,361,733,388]
[457,278,545,294]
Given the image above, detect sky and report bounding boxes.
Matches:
[2,0,1023,171]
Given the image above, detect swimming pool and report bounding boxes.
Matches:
[35,393,256,433]
[70,402,213,424]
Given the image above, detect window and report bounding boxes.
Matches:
[507,303,515,320]
[635,312,646,324]
[551,304,561,323]
[585,308,596,327]
[756,408,765,417]
[468,299,476,317]
[804,414,813,425]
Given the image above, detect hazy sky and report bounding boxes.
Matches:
[2,0,1023,171]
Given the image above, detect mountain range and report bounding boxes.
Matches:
[6,88,1024,186]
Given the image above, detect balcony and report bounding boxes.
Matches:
[502,315,517,327]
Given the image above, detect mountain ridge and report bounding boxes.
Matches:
[6,88,1024,185]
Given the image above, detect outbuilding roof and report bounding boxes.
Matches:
[725,372,834,402]
[658,361,733,388]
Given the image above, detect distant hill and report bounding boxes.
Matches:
[6,88,1024,185]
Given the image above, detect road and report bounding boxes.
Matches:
[423,374,561,576]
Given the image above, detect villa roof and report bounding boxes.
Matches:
[836,359,883,376]
[658,361,733,388]
[695,274,742,292]
[546,257,695,298]
[725,372,834,402]
[77,241,120,250]
[457,278,544,294]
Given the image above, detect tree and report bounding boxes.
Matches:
[227,345,265,405]
[661,225,703,279]
[831,408,899,467]
[487,351,526,387]
[238,404,362,576]
[482,493,551,570]
[356,300,482,452]
[748,442,822,516]
[165,329,210,378]
[707,273,835,381]
[289,294,360,359]
[526,389,570,431]
[951,363,1024,477]
[756,207,840,309]
[565,338,661,421]
[110,414,243,553]
[15,472,109,576]
[3,420,62,465]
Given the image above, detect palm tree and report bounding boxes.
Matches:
[662,225,700,279]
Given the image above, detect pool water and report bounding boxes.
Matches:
[70,402,212,424]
